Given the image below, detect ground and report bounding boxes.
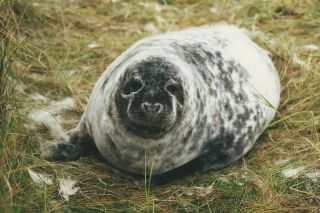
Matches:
[1,0,320,212]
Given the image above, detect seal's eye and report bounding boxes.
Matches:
[166,83,181,95]
[166,83,184,104]
[123,78,143,95]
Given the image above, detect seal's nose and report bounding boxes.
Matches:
[141,102,163,115]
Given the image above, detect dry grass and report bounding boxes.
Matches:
[1,0,320,212]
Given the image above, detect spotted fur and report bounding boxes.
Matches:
[41,25,281,179]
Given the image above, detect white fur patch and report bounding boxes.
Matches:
[274,158,290,165]
[144,22,157,33]
[306,171,320,182]
[304,44,319,51]
[181,184,214,197]
[292,54,308,68]
[28,93,48,103]
[28,97,75,140]
[28,169,53,186]
[58,177,79,201]
[87,42,100,49]
[282,167,305,178]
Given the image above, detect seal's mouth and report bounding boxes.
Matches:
[128,122,167,137]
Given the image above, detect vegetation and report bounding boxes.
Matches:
[0,0,319,212]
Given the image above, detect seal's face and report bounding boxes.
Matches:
[116,57,185,138]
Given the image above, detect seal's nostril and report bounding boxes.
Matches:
[141,103,148,112]
[154,103,163,114]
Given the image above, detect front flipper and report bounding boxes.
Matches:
[41,122,93,162]
[41,142,81,161]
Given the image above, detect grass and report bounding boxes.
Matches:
[0,1,17,139]
[0,0,320,212]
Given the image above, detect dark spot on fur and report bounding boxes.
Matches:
[172,42,217,86]
[181,128,193,145]
[105,134,121,159]
[228,112,234,120]
[220,126,225,135]
[233,120,242,133]
[247,126,253,135]
[209,88,217,96]
[199,102,204,114]
[196,89,201,99]
[236,107,250,122]
[224,134,235,147]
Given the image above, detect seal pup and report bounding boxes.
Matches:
[41,25,281,180]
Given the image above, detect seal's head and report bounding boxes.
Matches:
[116,56,186,138]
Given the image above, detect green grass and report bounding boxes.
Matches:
[1,0,320,212]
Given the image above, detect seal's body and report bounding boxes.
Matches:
[41,25,280,178]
